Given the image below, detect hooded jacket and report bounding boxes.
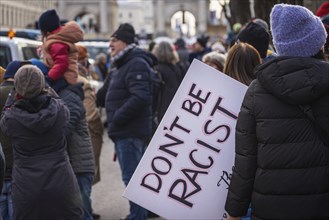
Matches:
[0,93,83,220]
[42,21,83,84]
[105,47,156,141]
[225,56,329,219]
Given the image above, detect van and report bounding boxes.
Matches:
[0,36,41,68]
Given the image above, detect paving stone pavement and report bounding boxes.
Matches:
[91,132,164,220]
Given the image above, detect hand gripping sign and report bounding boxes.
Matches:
[124,59,248,219]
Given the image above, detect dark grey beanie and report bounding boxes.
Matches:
[14,65,45,99]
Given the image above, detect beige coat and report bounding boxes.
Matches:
[78,73,104,184]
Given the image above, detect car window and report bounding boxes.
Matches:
[0,45,12,68]
[86,46,108,60]
[21,46,39,60]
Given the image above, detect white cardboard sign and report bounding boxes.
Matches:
[124,59,248,219]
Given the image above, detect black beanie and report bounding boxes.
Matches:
[196,35,209,48]
[237,22,270,58]
[111,23,135,44]
[38,9,60,33]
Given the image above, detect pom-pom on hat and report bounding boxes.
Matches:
[111,23,135,44]
[316,1,329,18]
[14,65,45,99]
[38,9,60,33]
[237,22,270,58]
[270,4,327,57]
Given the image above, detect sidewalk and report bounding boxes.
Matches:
[91,132,164,220]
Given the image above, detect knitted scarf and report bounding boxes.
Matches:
[111,43,136,65]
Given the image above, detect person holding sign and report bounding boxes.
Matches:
[225,4,329,220]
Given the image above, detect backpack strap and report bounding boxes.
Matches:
[299,104,329,146]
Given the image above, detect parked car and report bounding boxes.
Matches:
[0,28,41,41]
[0,36,41,68]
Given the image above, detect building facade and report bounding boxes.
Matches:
[1,0,328,40]
[0,0,55,29]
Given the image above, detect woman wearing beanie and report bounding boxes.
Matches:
[0,65,83,220]
[38,9,83,92]
[225,4,329,220]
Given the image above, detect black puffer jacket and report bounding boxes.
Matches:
[154,63,183,123]
[0,93,83,220]
[225,57,329,220]
[105,48,156,141]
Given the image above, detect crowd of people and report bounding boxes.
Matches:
[0,2,329,220]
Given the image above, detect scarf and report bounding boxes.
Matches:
[111,43,136,65]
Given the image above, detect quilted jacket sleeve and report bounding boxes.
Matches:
[225,81,258,217]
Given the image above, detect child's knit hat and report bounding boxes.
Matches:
[270,4,327,57]
[38,9,60,33]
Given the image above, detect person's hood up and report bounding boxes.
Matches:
[256,56,329,105]
[48,21,84,43]
[10,94,66,134]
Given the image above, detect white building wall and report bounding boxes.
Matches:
[117,0,154,36]
[0,0,56,28]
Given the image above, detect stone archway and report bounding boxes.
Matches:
[170,10,196,38]
[154,0,209,37]
[57,0,118,38]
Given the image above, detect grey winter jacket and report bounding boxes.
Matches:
[58,83,95,174]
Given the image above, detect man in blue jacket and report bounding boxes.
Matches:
[105,23,156,220]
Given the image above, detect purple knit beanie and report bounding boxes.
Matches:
[270,4,327,57]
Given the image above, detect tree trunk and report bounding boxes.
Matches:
[254,0,277,25]
[229,0,251,26]
[254,0,304,27]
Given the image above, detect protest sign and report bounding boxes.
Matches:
[124,59,248,219]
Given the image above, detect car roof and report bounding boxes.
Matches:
[0,36,42,46]
[0,28,41,41]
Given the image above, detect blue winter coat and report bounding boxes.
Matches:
[105,48,156,141]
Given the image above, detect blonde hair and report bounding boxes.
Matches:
[202,51,226,72]
[223,42,261,86]
[152,41,179,64]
